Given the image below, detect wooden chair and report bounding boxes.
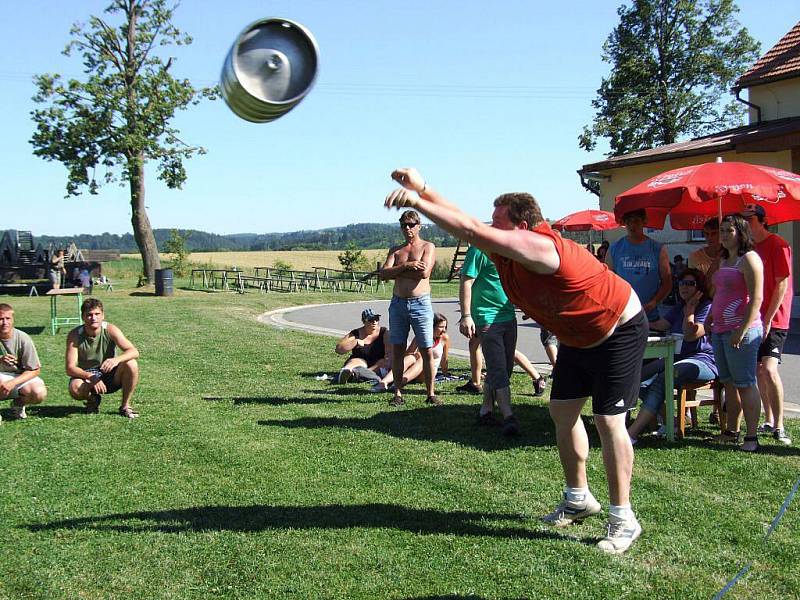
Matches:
[675,379,724,438]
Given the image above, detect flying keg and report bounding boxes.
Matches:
[220,18,319,123]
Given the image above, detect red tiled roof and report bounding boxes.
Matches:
[580,116,800,172]
[736,21,800,88]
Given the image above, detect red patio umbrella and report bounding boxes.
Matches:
[552,209,621,231]
[614,159,800,229]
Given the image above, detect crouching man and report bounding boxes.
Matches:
[0,303,47,421]
[66,298,140,418]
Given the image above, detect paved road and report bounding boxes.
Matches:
[261,297,800,418]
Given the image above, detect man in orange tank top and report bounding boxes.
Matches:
[385,167,647,555]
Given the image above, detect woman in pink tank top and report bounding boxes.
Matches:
[709,214,764,452]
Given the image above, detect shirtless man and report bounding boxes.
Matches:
[66,298,140,418]
[385,168,647,554]
[0,303,47,422]
[378,209,438,406]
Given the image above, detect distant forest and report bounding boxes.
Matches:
[35,221,597,252]
[36,223,463,252]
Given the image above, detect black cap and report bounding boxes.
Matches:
[361,308,380,321]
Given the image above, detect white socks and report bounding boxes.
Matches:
[608,504,635,522]
[566,487,592,504]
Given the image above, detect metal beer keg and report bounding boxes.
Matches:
[220,18,319,123]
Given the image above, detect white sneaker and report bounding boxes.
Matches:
[541,493,602,527]
[10,404,26,420]
[597,517,642,554]
[773,429,792,446]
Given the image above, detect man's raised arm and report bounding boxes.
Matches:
[385,168,558,274]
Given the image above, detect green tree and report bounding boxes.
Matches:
[30,0,215,282]
[163,228,190,276]
[579,0,759,157]
[337,242,370,272]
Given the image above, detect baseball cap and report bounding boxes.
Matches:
[361,308,380,321]
[742,203,766,219]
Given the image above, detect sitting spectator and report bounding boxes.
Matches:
[667,254,687,304]
[78,264,93,292]
[627,268,717,444]
[0,303,47,421]
[66,298,141,418]
[334,308,387,384]
[371,313,450,403]
[595,240,610,262]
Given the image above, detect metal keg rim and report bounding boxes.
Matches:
[230,17,320,107]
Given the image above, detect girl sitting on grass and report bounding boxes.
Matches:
[371,313,450,402]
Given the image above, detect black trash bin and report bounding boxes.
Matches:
[154,268,173,296]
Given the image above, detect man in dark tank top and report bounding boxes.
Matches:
[65,298,141,418]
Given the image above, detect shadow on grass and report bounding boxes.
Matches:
[404,597,526,600]
[26,503,574,544]
[258,403,559,450]
[203,395,346,406]
[17,326,46,335]
[27,405,86,419]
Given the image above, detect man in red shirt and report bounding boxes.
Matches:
[743,204,792,445]
[384,167,647,555]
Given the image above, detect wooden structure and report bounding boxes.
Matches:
[447,239,469,282]
[676,380,724,439]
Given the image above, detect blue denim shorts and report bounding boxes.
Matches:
[711,326,762,388]
[389,294,434,349]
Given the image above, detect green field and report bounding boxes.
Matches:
[1,274,798,599]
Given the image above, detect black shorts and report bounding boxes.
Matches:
[550,310,648,416]
[539,328,558,347]
[74,366,122,394]
[758,328,788,363]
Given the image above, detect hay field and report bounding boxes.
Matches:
[123,247,458,272]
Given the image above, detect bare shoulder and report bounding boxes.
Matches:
[106,322,128,340]
[65,328,79,345]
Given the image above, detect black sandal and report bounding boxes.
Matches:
[740,435,759,452]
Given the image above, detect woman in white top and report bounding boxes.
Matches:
[371,313,450,404]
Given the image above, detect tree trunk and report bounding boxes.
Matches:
[129,152,161,282]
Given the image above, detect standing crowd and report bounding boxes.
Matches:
[371,166,793,555]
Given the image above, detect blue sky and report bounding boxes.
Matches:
[2,1,797,236]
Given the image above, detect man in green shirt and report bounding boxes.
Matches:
[0,303,47,421]
[459,245,525,436]
[65,298,140,418]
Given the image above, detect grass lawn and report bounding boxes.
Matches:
[0,279,798,599]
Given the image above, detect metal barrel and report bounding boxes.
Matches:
[220,18,319,123]
[154,269,174,296]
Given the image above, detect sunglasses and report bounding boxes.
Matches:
[678,280,697,287]
[400,222,419,229]
[366,316,380,322]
